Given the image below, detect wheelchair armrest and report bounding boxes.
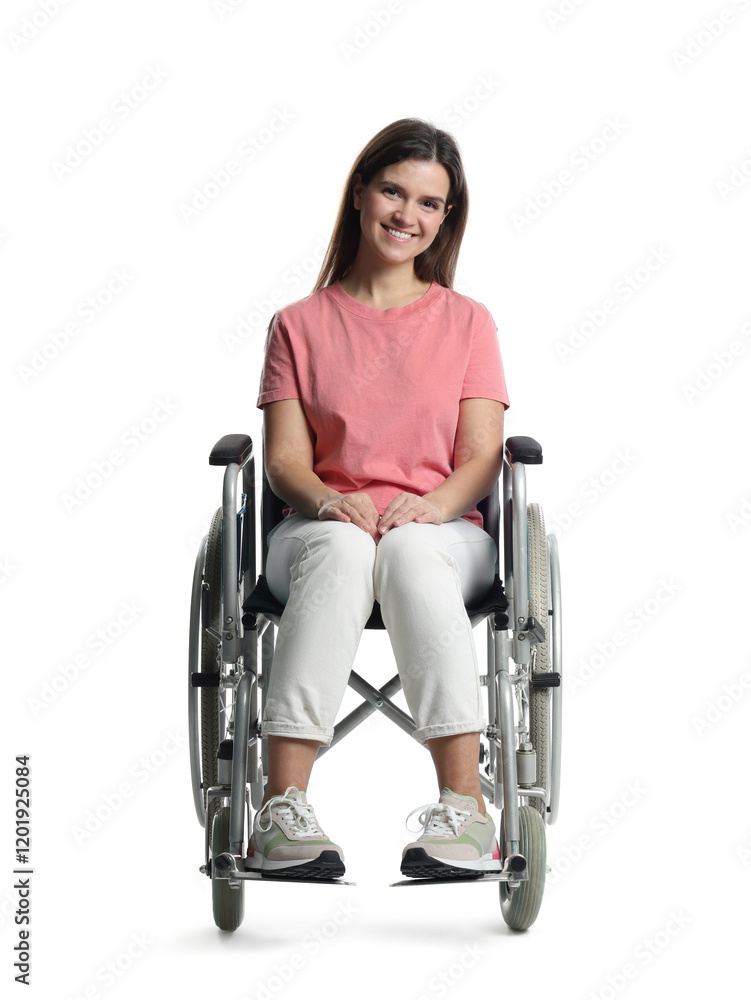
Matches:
[504,435,542,466]
[209,434,253,467]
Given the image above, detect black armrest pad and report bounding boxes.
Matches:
[505,435,542,466]
[209,434,253,467]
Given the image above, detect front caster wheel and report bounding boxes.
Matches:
[500,805,546,931]
[212,804,244,932]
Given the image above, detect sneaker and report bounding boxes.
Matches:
[400,787,502,878]
[246,786,345,879]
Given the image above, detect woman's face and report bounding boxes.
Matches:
[352,158,452,267]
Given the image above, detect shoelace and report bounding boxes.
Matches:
[256,785,325,836]
[406,802,472,838]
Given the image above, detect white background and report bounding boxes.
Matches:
[3,0,750,997]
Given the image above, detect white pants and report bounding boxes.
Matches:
[262,513,497,745]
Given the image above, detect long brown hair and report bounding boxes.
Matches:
[312,118,469,291]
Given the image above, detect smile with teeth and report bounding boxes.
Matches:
[383,224,416,242]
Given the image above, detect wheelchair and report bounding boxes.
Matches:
[188,432,562,932]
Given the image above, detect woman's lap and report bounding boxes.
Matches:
[265,512,496,607]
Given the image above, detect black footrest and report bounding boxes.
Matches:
[530,672,561,688]
[190,672,220,687]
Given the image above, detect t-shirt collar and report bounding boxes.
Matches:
[327,279,443,320]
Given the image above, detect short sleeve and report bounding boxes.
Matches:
[256,311,301,409]
[461,305,510,410]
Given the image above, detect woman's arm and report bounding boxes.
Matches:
[264,399,379,533]
[425,397,505,521]
[264,399,341,518]
[378,397,505,531]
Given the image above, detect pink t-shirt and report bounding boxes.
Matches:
[256,280,510,528]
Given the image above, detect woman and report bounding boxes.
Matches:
[248,118,510,880]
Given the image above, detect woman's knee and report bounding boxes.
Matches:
[373,524,455,602]
[374,521,495,605]
[376,522,452,572]
[301,519,376,567]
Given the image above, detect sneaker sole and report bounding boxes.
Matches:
[246,849,345,880]
[400,847,502,879]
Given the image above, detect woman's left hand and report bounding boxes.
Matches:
[378,493,444,536]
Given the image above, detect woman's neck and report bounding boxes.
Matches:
[338,266,432,310]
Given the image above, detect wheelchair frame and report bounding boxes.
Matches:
[188,432,562,931]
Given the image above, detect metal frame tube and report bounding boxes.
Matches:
[496,632,520,856]
[222,463,240,664]
[502,458,514,626]
[343,671,418,739]
[318,674,404,753]
[511,462,528,630]
[229,669,254,855]
[260,626,275,784]
[485,621,498,807]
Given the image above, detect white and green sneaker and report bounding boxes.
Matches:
[401,787,502,878]
[246,786,345,879]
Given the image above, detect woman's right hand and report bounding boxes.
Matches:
[317,493,381,543]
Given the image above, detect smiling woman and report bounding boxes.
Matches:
[315,117,468,294]
[252,117,510,883]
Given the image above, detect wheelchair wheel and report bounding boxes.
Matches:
[527,503,550,818]
[201,507,224,835]
[211,804,245,932]
[500,805,546,931]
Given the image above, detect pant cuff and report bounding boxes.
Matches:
[414,721,486,745]
[260,721,333,745]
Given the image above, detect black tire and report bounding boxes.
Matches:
[527,503,550,819]
[499,805,546,931]
[201,507,223,836]
[211,805,244,932]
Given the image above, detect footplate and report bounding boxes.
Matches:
[207,852,356,886]
[390,870,528,887]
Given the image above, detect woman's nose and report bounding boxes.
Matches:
[393,204,416,226]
